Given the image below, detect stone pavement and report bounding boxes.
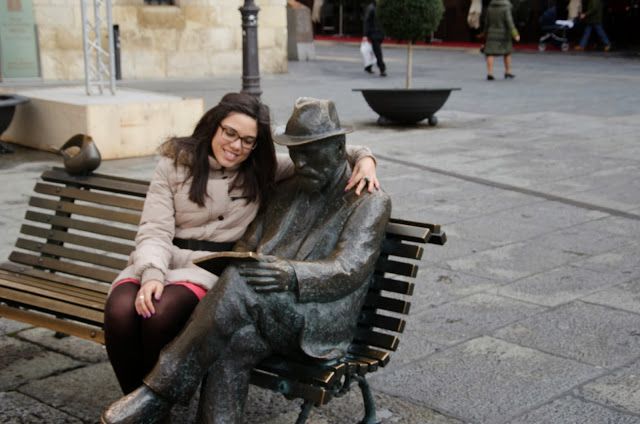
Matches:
[1,42,640,423]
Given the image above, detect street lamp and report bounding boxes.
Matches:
[239,0,262,98]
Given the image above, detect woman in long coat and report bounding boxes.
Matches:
[483,0,520,80]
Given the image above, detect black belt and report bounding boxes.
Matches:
[173,238,235,252]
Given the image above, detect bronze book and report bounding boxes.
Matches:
[193,251,260,276]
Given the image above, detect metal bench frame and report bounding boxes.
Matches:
[0,167,446,423]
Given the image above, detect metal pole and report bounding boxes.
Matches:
[239,0,262,98]
[92,1,104,94]
[106,0,116,94]
[80,1,91,95]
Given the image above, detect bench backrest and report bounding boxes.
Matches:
[3,167,445,338]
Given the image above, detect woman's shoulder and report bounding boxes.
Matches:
[159,138,195,167]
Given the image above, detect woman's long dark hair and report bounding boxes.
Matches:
[159,92,277,207]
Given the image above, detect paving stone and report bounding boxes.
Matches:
[374,317,443,371]
[498,264,627,307]
[17,328,108,363]
[583,279,640,315]
[506,395,640,424]
[411,266,502,312]
[409,293,545,346]
[19,362,121,423]
[444,212,552,247]
[246,387,462,424]
[405,183,535,225]
[0,391,83,423]
[371,336,600,424]
[447,240,584,283]
[0,336,81,391]
[527,220,637,257]
[578,359,640,415]
[494,301,640,368]
[571,242,640,283]
[418,233,498,263]
[593,216,640,239]
[0,317,31,336]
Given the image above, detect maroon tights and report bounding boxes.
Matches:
[103,282,199,394]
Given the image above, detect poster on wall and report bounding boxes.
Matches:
[0,0,40,79]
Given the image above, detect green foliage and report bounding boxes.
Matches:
[378,0,445,42]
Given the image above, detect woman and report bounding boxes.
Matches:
[103,93,379,394]
[483,0,520,80]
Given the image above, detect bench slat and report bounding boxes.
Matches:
[347,356,378,373]
[25,211,138,241]
[385,222,431,243]
[256,357,343,388]
[250,369,330,406]
[375,257,418,278]
[359,311,406,333]
[355,329,399,351]
[348,344,391,366]
[0,286,103,324]
[381,239,424,260]
[371,276,414,295]
[15,238,128,271]
[364,293,411,315]
[0,268,108,303]
[42,168,149,197]
[34,183,145,211]
[29,197,141,226]
[0,304,104,343]
[0,263,111,294]
[9,252,118,283]
[0,278,106,310]
[20,224,134,256]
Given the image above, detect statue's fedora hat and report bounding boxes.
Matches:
[273,97,353,146]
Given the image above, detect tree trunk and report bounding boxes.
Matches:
[405,42,413,89]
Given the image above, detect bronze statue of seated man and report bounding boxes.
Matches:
[101,97,392,424]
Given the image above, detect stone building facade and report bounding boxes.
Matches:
[32,0,288,80]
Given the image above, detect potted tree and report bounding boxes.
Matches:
[353,0,460,126]
[0,94,29,154]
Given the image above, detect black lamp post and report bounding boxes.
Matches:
[239,0,262,98]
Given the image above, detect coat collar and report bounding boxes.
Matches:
[208,154,241,172]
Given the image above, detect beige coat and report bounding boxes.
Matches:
[113,146,372,291]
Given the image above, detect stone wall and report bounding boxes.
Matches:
[32,0,287,81]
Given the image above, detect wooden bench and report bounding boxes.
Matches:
[0,167,446,424]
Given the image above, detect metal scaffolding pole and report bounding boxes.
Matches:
[81,0,116,95]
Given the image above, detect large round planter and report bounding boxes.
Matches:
[353,88,460,126]
[0,94,30,153]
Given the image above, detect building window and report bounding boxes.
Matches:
[144,0,175,5]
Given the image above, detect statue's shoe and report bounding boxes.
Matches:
[101,385,171,424]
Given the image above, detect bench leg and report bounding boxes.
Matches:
[354,375,380,424]
[295,400,313,424]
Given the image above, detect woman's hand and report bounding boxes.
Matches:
[345,156,380,195]
[135,280,164,318]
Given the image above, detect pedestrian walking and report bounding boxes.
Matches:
[363,0,387,77]
[482,0,520,80]
[575,0,611,51]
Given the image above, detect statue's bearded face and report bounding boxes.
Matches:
[289,139,343,193]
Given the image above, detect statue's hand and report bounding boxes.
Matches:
[239,256,296,293]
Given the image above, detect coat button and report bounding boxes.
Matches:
[218,215,224,221]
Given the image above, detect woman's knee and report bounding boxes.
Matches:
[141,285,198,333]
[104,283,139,323]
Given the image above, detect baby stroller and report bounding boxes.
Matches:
[538,6,573,51]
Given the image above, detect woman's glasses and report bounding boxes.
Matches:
[219,125,257,151]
